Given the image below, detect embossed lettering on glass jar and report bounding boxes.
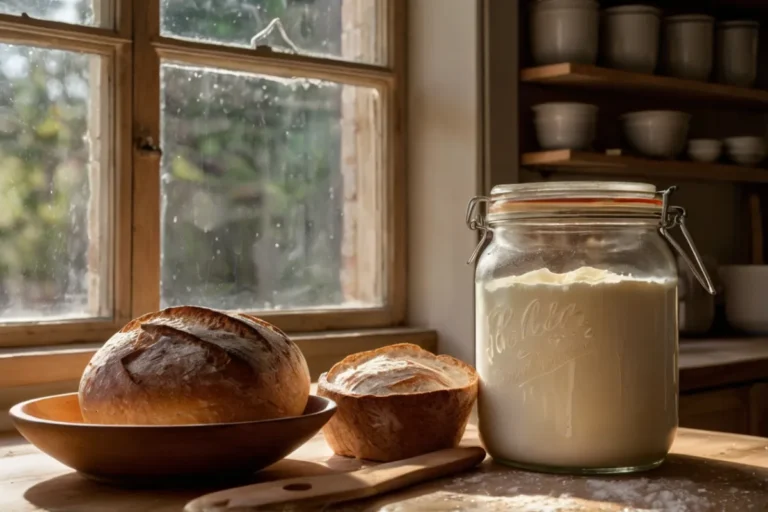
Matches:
[466,182,714,475]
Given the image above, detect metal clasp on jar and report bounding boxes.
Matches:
[466,196,491,265]
[659,187,716,295]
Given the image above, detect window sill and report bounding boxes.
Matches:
[0,327,438,387]
[0,327,437,431]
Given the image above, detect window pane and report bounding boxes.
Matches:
[161,0,384,65]
[0,0,106,27]
[160,62,384,311]
[0,44,110,322]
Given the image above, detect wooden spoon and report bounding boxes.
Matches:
[185,446,487,511]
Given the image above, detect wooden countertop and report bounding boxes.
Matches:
[680,338,768,392]
[3,426,768,511]
[1,341,767,511]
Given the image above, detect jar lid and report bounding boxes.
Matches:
[603,5,661,16]
[490,181,655,199]
[717,20,759,29]
[487,181,662,219]
[532,0,599,11]
[664,14,715,24]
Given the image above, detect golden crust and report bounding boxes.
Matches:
[78,306,310,425]
[318,343,478,461]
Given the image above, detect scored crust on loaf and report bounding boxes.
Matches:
[78,306,310,425]
[323,343,476,396]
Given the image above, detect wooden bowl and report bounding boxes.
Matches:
[10,393,335,484]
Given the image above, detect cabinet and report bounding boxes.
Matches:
[750,382,768,435]
[679,340,768,437]
[680,386,755,435]
[679,383,768,437]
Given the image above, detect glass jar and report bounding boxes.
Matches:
[466,182,714,475]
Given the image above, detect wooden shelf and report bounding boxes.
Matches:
[521,64,768,108]
[522,150,768,183]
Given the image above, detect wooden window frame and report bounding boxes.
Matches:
[0,0,407,347]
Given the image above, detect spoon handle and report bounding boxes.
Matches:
[185,446,486,511]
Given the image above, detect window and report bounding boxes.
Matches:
[1,0,108,27]
[0,0,405,347]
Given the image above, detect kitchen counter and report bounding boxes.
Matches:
[3,426,768,511]
[1,340,767,511]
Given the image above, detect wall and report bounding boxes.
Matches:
[407,0,483,364]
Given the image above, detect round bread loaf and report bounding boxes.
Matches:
[78,306,310,425]
[318,343,478,462]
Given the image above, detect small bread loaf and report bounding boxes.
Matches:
[78,306,310,425]
[317,343,478,462]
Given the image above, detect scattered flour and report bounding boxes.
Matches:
[585,479,711,511]
[352,465,767,512]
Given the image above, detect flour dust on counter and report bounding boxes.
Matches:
[334,455,768,512]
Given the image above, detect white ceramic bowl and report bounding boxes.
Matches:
[687,139,722,162]
[716,21,759,88]
[532,102,598,150]
[724,136,767,166]
[621,110,691,159]
[720,265,768,333]
[601,5,661,74]
[724,136,766,152]
[531,0,599,65]
[662,14,714,81]
[728,151,766,166]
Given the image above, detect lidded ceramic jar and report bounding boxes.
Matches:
[531,0,599,65]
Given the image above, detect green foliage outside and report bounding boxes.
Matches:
[0,0,355,319]
[0,41,91,317]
